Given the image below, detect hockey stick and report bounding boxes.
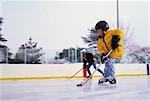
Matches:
[102,49,113,59]
[66,67,83,79]
[67,56,88,79]
[77,63,102,87]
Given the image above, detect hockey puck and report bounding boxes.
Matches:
[77,84,82,87]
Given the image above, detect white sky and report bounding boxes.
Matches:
[0,0,149,57]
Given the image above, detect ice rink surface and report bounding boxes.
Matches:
[0,76,150,101]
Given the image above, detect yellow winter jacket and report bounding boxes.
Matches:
[97,28,124,59]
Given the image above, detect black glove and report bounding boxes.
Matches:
[101,53,109,63]
[111,35,120,50]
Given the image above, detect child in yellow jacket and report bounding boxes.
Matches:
[95,20,124,84]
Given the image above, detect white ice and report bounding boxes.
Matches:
[0,76,150,101]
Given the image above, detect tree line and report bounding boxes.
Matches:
[0,17,44,64]
[1,17,149,64]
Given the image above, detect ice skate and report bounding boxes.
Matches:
[108,78,117,84]
[98,78,109,84]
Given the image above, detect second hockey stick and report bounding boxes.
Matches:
[66,67,83,79]
[77,63,102,87]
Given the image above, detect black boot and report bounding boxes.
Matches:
[98,78,105,84]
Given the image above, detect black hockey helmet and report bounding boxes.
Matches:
[95,20,109,31]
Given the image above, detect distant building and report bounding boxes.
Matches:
[58,47,84,63]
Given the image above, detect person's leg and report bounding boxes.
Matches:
[105,58,117,84]
[105,58,117,78]
[92,62,104,76]
[98,62,109,84]
[86,63,92,76]
[104,63,110,78]
[83,62,86,68]
[98,58,117,84]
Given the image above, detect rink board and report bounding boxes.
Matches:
[0,64,149,80]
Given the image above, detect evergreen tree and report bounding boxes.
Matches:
[14,37,44,64]
[0,17,13,63]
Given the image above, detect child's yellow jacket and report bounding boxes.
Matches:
[97,28,124,59]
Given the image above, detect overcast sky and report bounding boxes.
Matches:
[0,0,149,57]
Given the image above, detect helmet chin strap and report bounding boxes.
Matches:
[99,32,105,38]
[98,34,104,38]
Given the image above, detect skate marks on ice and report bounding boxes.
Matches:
[76,76,150,101]
[1,76,150,101]
[96,76,150,101]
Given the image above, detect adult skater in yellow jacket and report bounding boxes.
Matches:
[95,20,124,84]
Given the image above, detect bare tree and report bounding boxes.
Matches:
[127,46,150,63]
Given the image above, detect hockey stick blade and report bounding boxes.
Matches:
[77,84,82,87]
[76,64,102,87]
